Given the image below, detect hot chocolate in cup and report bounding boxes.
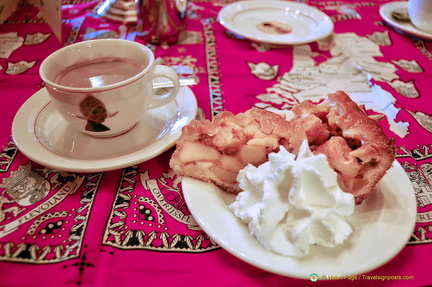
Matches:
[408,0,432,34]
[40,39,180,137]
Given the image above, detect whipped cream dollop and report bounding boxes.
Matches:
[230,140,355,257]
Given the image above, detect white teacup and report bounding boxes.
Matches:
[40,39,179,137]
[408,0,432,34]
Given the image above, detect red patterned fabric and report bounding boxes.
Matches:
[0,1,431,286]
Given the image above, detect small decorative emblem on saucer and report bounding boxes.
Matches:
[257,21,293,34]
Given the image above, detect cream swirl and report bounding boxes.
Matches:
[230,140,355,257]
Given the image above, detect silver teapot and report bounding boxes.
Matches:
[136,0,187,44]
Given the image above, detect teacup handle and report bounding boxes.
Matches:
[149,65,180,109]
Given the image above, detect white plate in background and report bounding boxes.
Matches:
[218,0,334,45]
[380,1,432,41]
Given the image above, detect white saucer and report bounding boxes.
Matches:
[12,87,197,172]
[218,0,334,45]
[380,1,432,41]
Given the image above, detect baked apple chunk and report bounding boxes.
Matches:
[170,108,296,192]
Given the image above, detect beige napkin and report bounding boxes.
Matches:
[0,0,62,41]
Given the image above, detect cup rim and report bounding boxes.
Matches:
[39,39,154,93]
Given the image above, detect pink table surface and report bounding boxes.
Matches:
[1,1,432,286]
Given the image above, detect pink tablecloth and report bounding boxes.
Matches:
[1,1,432,286]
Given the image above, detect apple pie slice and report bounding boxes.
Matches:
[170,90,395,204]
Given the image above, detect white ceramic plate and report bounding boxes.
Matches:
[380,1,432,41]
[12,87,197,172]
[218,0,334,45]
[182,161,416,279]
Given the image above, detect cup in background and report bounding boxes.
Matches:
[408,0,432,33]
[40,39,180,137]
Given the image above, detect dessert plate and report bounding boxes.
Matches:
[218,0,334,45]
[182,161,416,279]
[12,87,197,172]
[380,1,432,41]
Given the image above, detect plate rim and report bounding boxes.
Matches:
[379,1,432,41]
[12,87,197,172]
[182,160,416,278]
[218,0,334,45]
